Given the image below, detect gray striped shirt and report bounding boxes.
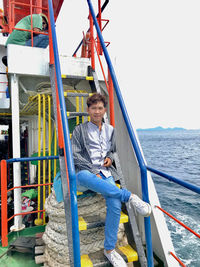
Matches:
[87,122,113,177]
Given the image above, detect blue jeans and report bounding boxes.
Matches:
[25,34,49,48]
[77,170,131,250]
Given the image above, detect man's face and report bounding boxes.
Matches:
[87,101,106,125]
[42,18,48,31]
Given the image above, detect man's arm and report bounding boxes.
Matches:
[71,125,95,172]
[106,128,116,163]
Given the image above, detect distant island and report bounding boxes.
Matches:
[137,126,186,131]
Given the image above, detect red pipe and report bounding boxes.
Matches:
[1,160,8,247]
[89,11,95,70]
[108,69,115,127]
[7,183,53,193]
[94,38,109,90]
[8,209,46,222]
[156,206,200,239]
[97,0,102,55]
[30,0,33,47]
[13,27,48,35]
[48,9,54,65]
[169,252,187,267]
[9,1,47,9]
[35,0,42,14]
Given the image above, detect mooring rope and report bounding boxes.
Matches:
[43,190,128,266]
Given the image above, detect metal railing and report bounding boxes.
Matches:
[72,0,109,57]
[1,155,59,247]
[86,0,154,266]
[147,166,200,194]
[48,0,81,266]
[147,166,200,266]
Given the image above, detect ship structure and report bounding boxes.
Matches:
[0,0,199,266]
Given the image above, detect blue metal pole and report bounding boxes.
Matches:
[147,166,200,195]
[7,155,59,163]
[48,1,81,266]
[86,0,153,266]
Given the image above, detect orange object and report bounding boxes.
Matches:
[169,252,187,267]
[108,69,115,127]
[1,160,8,247]
[156,205,200,239]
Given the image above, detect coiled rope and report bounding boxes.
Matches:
[43,190,128,266]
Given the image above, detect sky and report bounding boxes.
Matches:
[1,0,200,129]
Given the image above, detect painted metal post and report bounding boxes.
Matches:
[86,1,154,266]
[97,0,102,55]
[28,119,32,180]
[108,69,115,127]
[48,95,52,195]
[10,74,24,231]
[1,160,8,247]
[48,0,81,266]
[89,11,95,70]
[35,0,43,14]
[42,94,46,224]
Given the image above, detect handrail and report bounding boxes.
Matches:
[7,155,59,163]
[147,166,200,194]
[169,252,187,267]
[86,0,154,266]
[48,0,81,266]
[0,156,56,247]
[72,0,109,57]
[156,205,200,239]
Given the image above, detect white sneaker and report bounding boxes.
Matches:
[129,194,151,217]
[104,249,127,267]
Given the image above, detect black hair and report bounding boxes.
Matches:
[87,93,107,108]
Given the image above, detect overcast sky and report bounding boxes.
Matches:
[56,0,200,130]
[1,0,200,129]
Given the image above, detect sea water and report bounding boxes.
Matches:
[137,130,200,267]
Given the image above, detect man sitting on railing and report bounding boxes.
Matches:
[71,93,151,267]
[2,13,49,66]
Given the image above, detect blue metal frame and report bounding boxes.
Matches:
[7,155,59,163]
[48,0,81,266]
[147,166,200,194]
[86,0,154,266]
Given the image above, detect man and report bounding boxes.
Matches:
[6,13,49,47]
[2,13,49,66]
[71,93,151,267]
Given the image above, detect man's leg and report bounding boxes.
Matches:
[77,171,128,266]
[25,34,49,48]
[77,170,151,217]
[76,170,131,202]
[104,195,121,250]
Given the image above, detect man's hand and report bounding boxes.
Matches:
[96,173,102,179]
[103,157,112,167]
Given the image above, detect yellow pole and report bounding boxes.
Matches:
[76,96,79,125]
[81,96,84,123]
[43,94,46,224]
[35,94,43,226]
[54,125,57,178]
[48,95,51,196]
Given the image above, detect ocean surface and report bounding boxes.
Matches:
[137,130,200,267]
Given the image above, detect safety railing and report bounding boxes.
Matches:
[2,0,49,48]
[86,0,154,266]
[48,0,81,266]
[72,0,109,57]
[93,35,115,126]
[1,155,59,247]
[147,166,200,266]
[0,73,8,101]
